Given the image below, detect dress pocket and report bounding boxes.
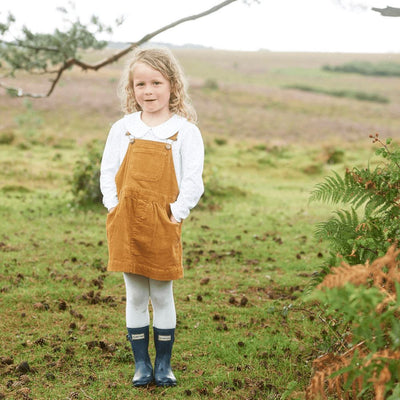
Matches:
[130,149,166,182]
[130,199,156,256]
[106,203,120,235]
[152,204,182,266]
[106,201,127,261]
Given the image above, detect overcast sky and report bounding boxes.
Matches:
[1,0,399,53]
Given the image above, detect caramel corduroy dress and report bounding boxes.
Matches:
[106,133,183,281]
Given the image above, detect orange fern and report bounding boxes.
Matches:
[307,245,400,399]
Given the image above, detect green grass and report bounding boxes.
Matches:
[0,48,398,399]
[0,136,354,400]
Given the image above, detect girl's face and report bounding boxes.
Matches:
[132,62,172,121]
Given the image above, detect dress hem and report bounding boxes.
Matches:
[107,259,183,281]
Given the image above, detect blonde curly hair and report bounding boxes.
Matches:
[118,47,197,123]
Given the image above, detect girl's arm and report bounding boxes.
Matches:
[170,125,204,222]
[100,124,121,211]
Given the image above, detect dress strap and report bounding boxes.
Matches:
[167,132,178,141]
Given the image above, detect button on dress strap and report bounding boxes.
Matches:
[125,131,136,144]
[165,132,178,149]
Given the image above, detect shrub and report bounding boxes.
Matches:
[310,134,400,267]
[306,246,400,400]
[323,61,400,77]
[70,140,103,207]
[203,78,219,90]
[306,135,400,399]
[324,147,345,165]
[199,165,246,211]
[214,137,227,146]
[284,84,389,104]
[0,130,15,145]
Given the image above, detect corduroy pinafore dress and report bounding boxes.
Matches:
[106,132,183,281]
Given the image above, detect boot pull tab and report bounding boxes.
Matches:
[158,335,172,342]
[130,333,145,340]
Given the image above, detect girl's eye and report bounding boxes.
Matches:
[135,82,144,87]
[153,81,161,85]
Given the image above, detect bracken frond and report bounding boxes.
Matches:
[310,171,349,205]
[310,168,396,214]
[314,208,360,248]
[306,347,400,400]
[318,244,400,296]
[307,246,400,399]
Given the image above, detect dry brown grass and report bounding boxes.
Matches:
[1,48,399,146]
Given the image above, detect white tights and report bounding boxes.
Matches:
[123,273,176,330]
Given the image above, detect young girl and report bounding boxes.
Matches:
[100,47,204,387]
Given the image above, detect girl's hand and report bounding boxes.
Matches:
[170,215,179,224]
[108,207,116,214]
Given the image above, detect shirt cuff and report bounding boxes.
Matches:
[104,197,119,212]
[170,202,184,223]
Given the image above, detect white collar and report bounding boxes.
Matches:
[123,112,186,139]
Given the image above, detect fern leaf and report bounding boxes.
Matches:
[310,171,347,204]
[364,196,393,217]
[315,209,358,238]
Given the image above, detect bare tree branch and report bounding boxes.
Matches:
[372,6,400,17]
[1,0,240,98]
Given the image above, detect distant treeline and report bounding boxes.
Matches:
[323,61,400,77]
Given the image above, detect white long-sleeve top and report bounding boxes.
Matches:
[100,112,204,222]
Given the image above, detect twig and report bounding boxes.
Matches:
[315,303,349,352]
[0,39,59,52]
[371,134,400,170]
[341,340,366,358]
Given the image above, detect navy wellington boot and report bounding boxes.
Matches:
[153,327,177,387]
[127,326,154,386]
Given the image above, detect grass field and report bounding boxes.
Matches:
[1,47,399,399]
